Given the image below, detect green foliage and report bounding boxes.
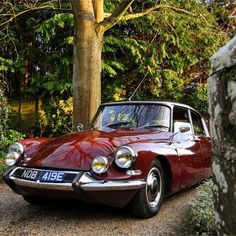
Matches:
[0,57,14,72]
[0,85,24,179]
[39,97,73,137]
[102,0,229,106]
[0,1,74,136]
[0,0,233,135]
[0,155,7,181]
[0,128,25,181]
[0,129,25,150]
[0,128,25,179]
[28,12,73,99]
[36,13,73,43]
[186,180,216,235]
[0,1,73,100]
[183,84,209,115]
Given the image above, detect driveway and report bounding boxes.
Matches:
[0,183,197,236]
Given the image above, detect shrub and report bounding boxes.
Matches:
[39,97,73,137]
[0,151,8,178]
[0,129,25,150]
[186,180,216,235]
[0,129,24,180]
[190,84,209,116]
[183,83,209,116]
[0,84,25,179]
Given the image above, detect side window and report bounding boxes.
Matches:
[173,106,192,134]
[191,111,205,136]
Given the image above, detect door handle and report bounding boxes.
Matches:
[193,136,201,142]
[186,136,200,142]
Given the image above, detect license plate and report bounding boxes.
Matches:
[20,169,64,182]
[40,171,64,182]
[21,169,40,181]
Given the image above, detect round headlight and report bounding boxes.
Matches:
[115,146,136,169]
[92,156,108,174]
[9,142,24,155]
[5,151,20,166]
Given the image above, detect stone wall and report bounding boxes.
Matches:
[208,36,236,235]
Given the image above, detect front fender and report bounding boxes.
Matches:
[130,142,180,193]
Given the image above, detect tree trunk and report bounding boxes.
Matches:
[208,36,236,235]
[71,0,103,129]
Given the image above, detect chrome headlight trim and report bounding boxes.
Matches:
[114,146,136,169]
[5,151,20,166]
[9,142,24,155]
[92,156,109,174]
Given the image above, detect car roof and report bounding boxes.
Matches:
[101,100,198,112]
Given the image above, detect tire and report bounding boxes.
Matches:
[131,159,164,218]
[23,195,48,205]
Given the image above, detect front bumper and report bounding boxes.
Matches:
[4,167,145,207]
[7,167,145,191]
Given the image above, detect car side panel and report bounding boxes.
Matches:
[197,136,212,179]
[173,133,207,189]
[129,143,181,194]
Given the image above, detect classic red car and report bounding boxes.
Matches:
[3,101,211,218]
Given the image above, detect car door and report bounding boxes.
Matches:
[172,106,205,189]
[189,110,212,179]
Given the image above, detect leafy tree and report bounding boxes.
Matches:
[101,0,228,108]
[0,1,73,134]
[0,0,231,131]
[69,0,231,128]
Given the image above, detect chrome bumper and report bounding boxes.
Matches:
[78,173,145,191]
[9,168,145,192]
[10,177,73,191]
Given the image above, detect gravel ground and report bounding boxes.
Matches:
[0,183,197,236]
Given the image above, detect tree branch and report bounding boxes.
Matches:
[121,4,199,21]
[0,5,71,29]
[93,0,104,23]
[0,6,54,28]
[104,12,111,18]
[99,0,134,32]
[97,2,212,35]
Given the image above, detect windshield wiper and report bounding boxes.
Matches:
[141,124,169,130]
[106,121,129,128]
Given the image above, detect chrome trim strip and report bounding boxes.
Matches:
[78,173,146,191]
[10,177,73,191]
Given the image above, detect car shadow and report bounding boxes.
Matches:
[21,183,201,222]
[23,198,133,221]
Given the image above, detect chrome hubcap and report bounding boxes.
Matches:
[146,167,162,208]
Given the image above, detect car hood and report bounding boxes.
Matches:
[21,128,173,170]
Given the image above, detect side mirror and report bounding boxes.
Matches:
[179,126,190,133]
[77,123,84,131]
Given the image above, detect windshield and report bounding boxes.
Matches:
[92,104,170,131]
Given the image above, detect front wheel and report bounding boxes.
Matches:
[131,159,164,218]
